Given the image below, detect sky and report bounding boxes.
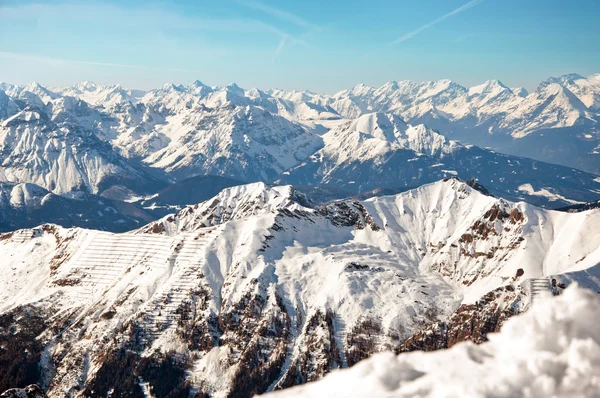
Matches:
[0,0,599,93]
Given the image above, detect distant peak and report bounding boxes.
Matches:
[227,82,243,90]
[245,87,266,98]
[511,87,529,97]
[24,81,49,92]
[468,79,510,97]
[77,80,97,88]
[161,83,185,92]
[542,73,585,86]
[350,83,373,92]
[558,73,585,81]
[190,79,207,87]
[381,81,400,89]
[485,79,509,88]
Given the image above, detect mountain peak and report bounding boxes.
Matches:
[226,82,243,91]
[380,81,400,90]
[557,73,585,82]
[468,79,510,97]
[511,87,529,97]
[74,81,98,91]
[541,73,586,88]
[187,80,213,96]
[141,182,305,234]
[160,83,185,92]
[245,87,267,99]
[25,81,44,90]
[190,79,207,87]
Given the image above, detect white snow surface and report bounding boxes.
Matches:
[1,179,600,396]
[320,113,457,164]
[266,286,600,398]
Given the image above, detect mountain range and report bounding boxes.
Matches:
[1,74,600,234]
[1,179,599,397]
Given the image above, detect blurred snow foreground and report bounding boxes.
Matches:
[265,286,600,398]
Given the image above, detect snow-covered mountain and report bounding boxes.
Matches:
[277,112,600,207]
[51,73,600,173]
[0,101,165,198]
[268,74,599,174]
[544,73,600,111]
[142,103,323,181]
[0,181,155,232]
[55,81,145,108]
[268,286,600,398]
[1,76,599,216]
[40,81,327,182]
[1,179,599,397]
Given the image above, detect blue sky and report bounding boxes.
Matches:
[0,0,599,92]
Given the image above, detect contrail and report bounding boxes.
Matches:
[393,0,484,44]
[237,0,318,30]
[237,0,318,61]
[272,35,288,63]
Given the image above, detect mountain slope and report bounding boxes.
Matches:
[1,179,599,396]
[277,113,600,207]
[267,286,600,398]
[0,104,166,198]
[143,104,323,181]
[0,181,155,232]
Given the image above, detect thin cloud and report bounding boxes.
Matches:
[0,2,310,52]
[393,0,484,44]
[0,51,147,69]
[0,51,208,74]
[237,0,319,30]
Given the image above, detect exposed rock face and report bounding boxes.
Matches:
[397,285,526,353]
[0,385,46,398]
[0,306,48,394]
[277,309,341,389]
[345,317,384,367]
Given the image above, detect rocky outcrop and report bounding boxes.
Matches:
[0,307,48,394]
[277,309,341,389]
[396,284,526,353]
[0,385,46,398]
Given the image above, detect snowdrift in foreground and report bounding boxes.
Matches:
[267,287,600,398]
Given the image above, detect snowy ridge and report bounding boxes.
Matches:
[278,113,600,207]
[140,182,307,234]
[0,179,599,396]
